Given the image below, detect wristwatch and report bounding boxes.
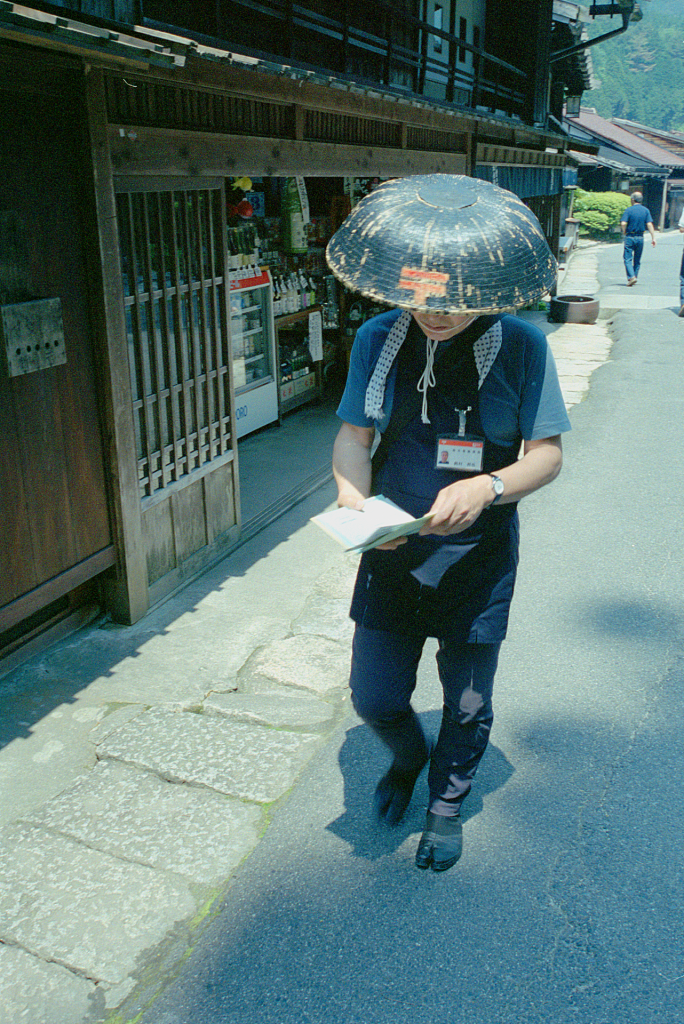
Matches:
[488,474,505,505]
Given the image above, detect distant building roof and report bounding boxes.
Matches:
[612,118,684,162]
[566,108,684,169]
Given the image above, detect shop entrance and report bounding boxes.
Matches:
[112,176,241,602]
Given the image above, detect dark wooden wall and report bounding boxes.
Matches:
[0,51,114,631]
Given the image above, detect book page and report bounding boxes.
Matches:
[311,495,433,552]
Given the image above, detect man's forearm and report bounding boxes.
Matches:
[333,424,374,507]
[488,436,563,504]
[421,436,563,536]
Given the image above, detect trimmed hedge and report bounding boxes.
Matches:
[573,188,632,237]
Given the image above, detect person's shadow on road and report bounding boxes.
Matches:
[326,710,514,860]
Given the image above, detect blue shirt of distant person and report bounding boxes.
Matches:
[620,191,656,285]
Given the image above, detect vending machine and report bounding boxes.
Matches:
[229,268,279,439]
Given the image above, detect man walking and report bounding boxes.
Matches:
[620,191,656,285]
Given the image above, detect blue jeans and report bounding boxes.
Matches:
[680,247,684,304]
[623,235,644,280]
[349,624,501,816]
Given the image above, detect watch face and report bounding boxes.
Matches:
[493,477,504,495]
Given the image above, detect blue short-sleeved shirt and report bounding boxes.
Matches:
[337,310,571,446]
[620,205,653,236]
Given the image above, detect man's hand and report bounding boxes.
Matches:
[419,476,492,536]
[419,436,563,537]
[375,536,408,550]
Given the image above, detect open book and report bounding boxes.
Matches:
[311,494,434,553]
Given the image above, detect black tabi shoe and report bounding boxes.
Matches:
[415,811,463,872]
[373,755,429,826]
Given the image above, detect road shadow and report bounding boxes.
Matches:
[576,596,682,643]
[326,713,515,860]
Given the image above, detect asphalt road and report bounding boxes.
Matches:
[140,237,684,1024]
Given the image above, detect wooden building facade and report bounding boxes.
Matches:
[0,0,624,665]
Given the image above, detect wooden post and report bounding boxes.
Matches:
[84,65,149,624]
[659,178,668,232]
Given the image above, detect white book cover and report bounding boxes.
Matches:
[311,495,434,553]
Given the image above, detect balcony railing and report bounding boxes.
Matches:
[142,1,529,121]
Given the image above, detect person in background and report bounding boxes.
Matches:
[326,174,571,872]
[620,191,656,286]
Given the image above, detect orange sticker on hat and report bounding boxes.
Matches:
[398,267,449,304]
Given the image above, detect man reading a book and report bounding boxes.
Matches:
[326,174,571,872]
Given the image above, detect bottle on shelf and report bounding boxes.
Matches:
[227,229,239,273]
[287,274,298,314]
[299,268,310,309]
[307,273,317,307]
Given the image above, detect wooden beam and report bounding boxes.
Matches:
[0,547,115,634]
[111,57,563,153]
[476,142,566,168]
[109,125,468,177]
[179,55,479,135]
[85,66,150,624]
[293,104,305,142]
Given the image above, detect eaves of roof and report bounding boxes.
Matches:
[552,1,591,26]
[1,2,568,151]
[551,4,595,91]
[0,1,182,68]
[569,148,668,177]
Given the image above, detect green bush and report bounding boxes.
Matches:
[573,189,631,237]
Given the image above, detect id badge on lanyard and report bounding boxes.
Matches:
[435,405,484,472]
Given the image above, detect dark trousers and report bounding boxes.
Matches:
[349,624,500,817]
[623,235,644,279]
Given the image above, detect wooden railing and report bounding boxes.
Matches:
[142,0,528,120]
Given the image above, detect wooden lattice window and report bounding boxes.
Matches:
[115,178,234,503]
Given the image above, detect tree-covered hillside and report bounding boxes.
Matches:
[586,0,684,131]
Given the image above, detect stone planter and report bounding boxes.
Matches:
[549,294,600,325]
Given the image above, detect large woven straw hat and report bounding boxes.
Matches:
[326,174,557,314]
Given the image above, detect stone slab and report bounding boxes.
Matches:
[548,336,613,357]
[0,822,195,985]
[0,690,98,826]
[24,760,263,886]
[97,708,319,803]
[89,703,148,744]
[310,554,360,599]
[205,691,336,730]
[239,635,350,696]
[19,615,290,708]
[292,596,355,644]
[0,944,97,1024]
[554,358,607,377]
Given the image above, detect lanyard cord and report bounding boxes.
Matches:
[416,317,478,424]
[417,337,438,424]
